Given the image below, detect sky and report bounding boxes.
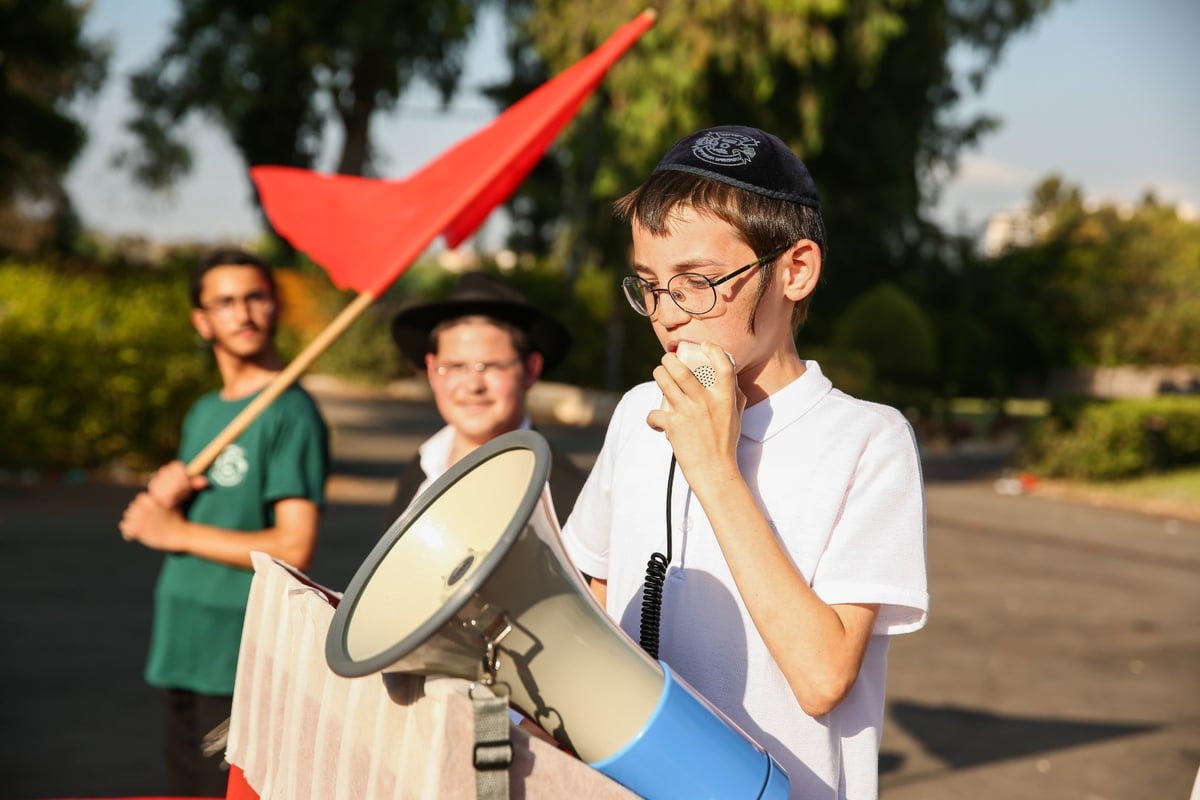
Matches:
[64,0,1200,248]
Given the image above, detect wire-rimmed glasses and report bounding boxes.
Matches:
[621,247,786,317]
[433,359,522,379]
[199,291,276,320]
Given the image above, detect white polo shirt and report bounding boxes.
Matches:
[562,361,928,800]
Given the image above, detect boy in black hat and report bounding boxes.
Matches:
[561,126,928,799]
[385,270,586,527]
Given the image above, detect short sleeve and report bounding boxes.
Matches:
[811,416,928,634]
[263,390,330,508]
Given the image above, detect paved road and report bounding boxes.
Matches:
[1,381,1197,799]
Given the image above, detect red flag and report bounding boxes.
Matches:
[251,11,656,298]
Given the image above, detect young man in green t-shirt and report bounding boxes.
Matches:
[120,248,329,797]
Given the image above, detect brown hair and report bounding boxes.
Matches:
[189,248,276,309]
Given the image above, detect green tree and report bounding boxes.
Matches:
[0,0,108,253]
[487,0,1053,388]
[994,177,1200,370]
[119,0,485,207]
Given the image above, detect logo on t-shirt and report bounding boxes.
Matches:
[209,444,249,487]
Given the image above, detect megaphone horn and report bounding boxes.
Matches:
[325,430,788,800]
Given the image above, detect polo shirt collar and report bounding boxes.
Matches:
[740,360,832,443]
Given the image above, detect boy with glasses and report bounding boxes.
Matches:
[119,248,329,796]
[562,126,928,799]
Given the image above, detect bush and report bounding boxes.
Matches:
[1022,396,1200,480]
[0,261,213,472]
[829,282,939,413]
[832,283,938,384]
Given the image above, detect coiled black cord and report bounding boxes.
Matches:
[639,454,677,659]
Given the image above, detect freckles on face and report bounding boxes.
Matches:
[630,207,761,353]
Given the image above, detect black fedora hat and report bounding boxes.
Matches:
[390,271,571,373]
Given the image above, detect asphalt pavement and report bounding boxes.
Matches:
[1,378,1197,800]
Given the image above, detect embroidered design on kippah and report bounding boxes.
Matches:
[691,131,760,167]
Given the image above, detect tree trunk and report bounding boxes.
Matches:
[336,63,379,177]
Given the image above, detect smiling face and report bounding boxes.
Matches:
[630,205,820,403]
[425,318,542,452]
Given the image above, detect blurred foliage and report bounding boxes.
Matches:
[112,0,1058,392]
[487,0,1054,370]
[990,178,1200,369]
[900,180,1200,403]
[831,281,938,409]
[119,0,485,205]
[1021,396,1200,481]
[0,259,211,472]
[0,0,108,255]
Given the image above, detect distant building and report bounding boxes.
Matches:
[983,209,1048,257]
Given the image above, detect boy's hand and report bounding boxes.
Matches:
[119,492,187,552]
[649,341,744,477]
[147,460,209,508]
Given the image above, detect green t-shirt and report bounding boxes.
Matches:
[144,384,329,695]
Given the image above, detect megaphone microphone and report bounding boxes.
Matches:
[325,430,788,800]
[659,341,733,411]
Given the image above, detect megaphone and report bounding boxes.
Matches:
[325,430,789,800]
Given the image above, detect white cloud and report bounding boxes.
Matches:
[952,155,1039,189]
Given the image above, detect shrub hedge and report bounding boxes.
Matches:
[1022,396,1200,480]
[0,261,213,472]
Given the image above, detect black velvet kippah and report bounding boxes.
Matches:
[652,125,821,209]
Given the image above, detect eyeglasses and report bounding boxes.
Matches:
[434,359,522,379]
[621,247,786,317]
[200,291,276,319]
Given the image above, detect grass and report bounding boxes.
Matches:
[1034,466,1200,522]
[1085,466,1200,503]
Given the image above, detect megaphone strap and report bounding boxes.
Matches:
[472,685,513,797]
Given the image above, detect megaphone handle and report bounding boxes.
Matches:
[639,454,678,659]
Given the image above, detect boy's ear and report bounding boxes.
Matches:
[523,351,545,389]
[191,307,214,341]
[781,239,821,301]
